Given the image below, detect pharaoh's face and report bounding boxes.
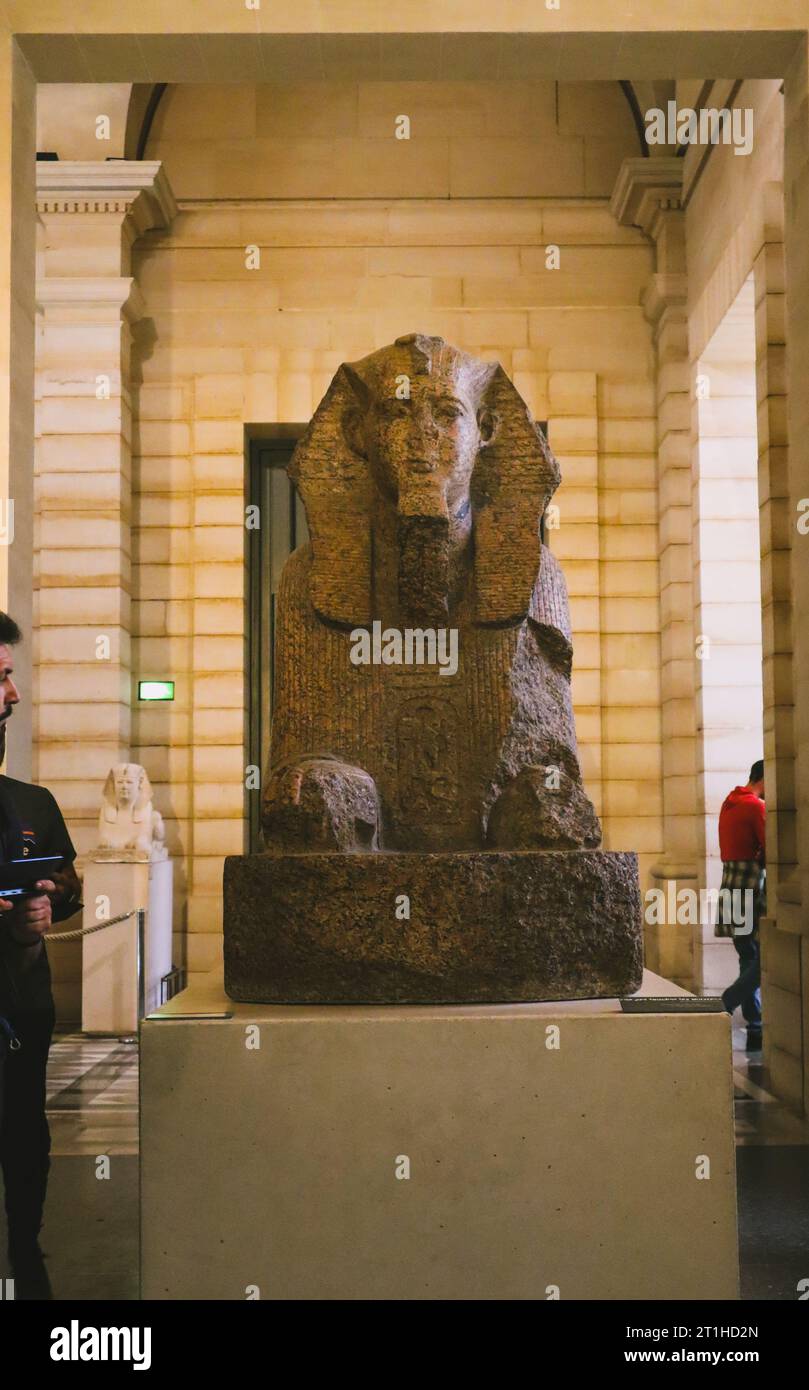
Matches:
[363,375,490,518]
[337,346,498,623]
[114,766,140,806]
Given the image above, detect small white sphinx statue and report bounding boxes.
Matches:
[95,762,167,862]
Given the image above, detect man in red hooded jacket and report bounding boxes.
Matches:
[716,759,765,1050]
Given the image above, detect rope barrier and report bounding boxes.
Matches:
[44,906,148,1018]
[3,907,150,1018]
[45,908,145,943]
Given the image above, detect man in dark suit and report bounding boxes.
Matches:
[0,611,82,1298]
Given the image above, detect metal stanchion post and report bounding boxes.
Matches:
[45,906,151,1034]
[136,906,147,1021]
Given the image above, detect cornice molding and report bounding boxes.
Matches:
[610,156,684,241]
[36,160,177,236]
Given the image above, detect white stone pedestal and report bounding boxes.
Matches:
[140,968,738,1301]
[82,857,173,1034]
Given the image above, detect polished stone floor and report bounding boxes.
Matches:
[46,1035,139,1157]
[1,1033,139,1300]
[731,1025,809,1301]
[0,1022,806,1300]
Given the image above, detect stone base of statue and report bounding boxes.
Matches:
[223,848,643,1004]
[81,856,173,1033]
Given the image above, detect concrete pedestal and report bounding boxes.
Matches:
[141,968,738,1300]
[82,857,173,1034]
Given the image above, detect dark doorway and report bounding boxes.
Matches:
[247,434,308,854]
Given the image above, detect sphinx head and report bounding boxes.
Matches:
[104,762,151,816]
[290,334,560,628]
[341,336,497,623]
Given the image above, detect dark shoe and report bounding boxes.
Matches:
[745,1026,763,1052]
[7,1240,53,1300]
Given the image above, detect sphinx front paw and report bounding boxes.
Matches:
[487,757,601,851]
[261,755,380,852]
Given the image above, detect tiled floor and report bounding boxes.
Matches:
[1,1025,806,1299]
[46,1034,138,1157]
[733,1032,809,1147]
[0,1033,140,1300]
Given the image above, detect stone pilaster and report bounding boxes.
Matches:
[754,184,802,1102]
[775,36,809,1113]
[754,186,795,908]
[0,43,36,779]
[612,158,699,988]
[34,161,176,858]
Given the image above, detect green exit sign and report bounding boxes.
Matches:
[138,680,175,702]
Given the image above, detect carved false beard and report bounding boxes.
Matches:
[397,510,450,627]
[394,477,474,626]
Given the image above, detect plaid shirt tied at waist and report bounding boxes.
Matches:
[714,859,766,938]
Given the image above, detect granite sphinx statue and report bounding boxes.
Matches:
[224,335,642,1003]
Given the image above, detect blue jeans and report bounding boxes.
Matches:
[722,935,761,1026]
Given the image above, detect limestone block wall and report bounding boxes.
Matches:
[609,159,700,991]
[26,80,664,993]
[129,196,659,981]
[93,76,660,982]
[37,84,131,159]
[146,80,639,203]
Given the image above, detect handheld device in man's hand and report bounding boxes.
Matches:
[0,855,64,898]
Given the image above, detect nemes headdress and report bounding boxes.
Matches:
[289,334,561,625]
